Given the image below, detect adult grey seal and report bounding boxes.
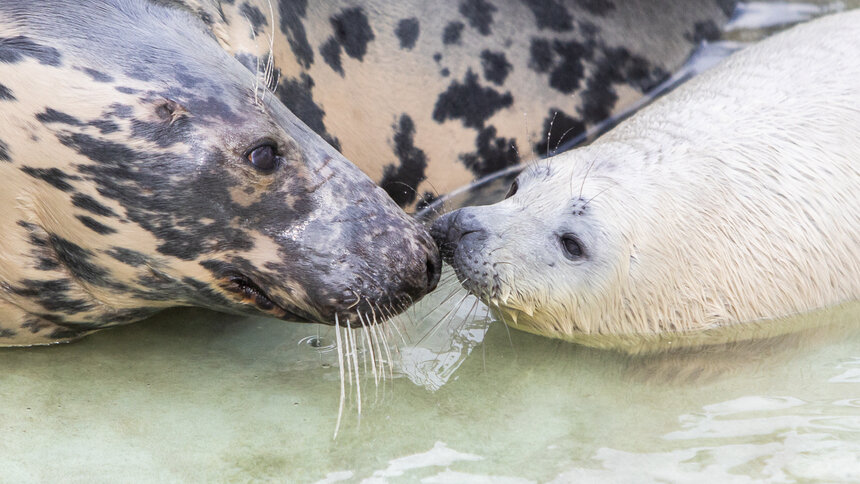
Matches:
[194,0,736,209]
[0,0,440,346]
[431,11,860,349]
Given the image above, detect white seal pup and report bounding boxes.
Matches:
[431,11,860,349]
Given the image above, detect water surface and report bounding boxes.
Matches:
[2,2,859,482]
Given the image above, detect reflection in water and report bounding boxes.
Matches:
[552,388,860,483]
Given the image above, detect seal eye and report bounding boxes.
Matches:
[246,144,279,173]
[560,234,585,260]
[505,180,518,199]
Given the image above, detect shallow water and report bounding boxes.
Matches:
[1,296,858,482]
[3,2,860,482]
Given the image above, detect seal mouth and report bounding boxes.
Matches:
[223,273,317,323]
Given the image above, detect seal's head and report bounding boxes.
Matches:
[431,146,634,342]
[0,0,439,343]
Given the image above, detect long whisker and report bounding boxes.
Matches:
[333,315,346,439]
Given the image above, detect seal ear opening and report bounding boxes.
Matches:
[155,99,188,124]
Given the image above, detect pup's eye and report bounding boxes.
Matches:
[560,234,586,260]
[505,180,518,199]
[246,144,279,173]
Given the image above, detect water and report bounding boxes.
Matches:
[2,2,859,482]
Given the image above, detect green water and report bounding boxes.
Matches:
[0,293,858,482]
[3,2,860,482]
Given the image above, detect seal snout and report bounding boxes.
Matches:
[431,208,489,264]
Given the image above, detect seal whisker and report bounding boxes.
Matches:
[553,125,582,155]
[358,312,379,389]
[346,321,362,419]
[415,291,470,346]
[370,305,395,381]
[545,111,557,159]
[333,314,346,439]
[582,182,619,208]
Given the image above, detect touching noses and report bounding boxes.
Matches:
[430,208,489,263]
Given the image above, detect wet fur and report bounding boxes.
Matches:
[0,0,439,346]
[433,12,860,347]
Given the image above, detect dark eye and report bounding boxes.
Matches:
[505,180,518,199]
[246,144,279,173]
[560,234,585,260]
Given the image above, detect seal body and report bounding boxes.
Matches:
[196,0,735,208]
[432,12,860,348]
[0,0,440,346]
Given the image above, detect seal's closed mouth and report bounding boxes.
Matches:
[224,274,315,323]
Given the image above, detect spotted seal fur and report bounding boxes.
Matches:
[431,11,860,349]
[189,0,736,209]
[0,0,440,346]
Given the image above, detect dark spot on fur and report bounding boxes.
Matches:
[80,67,114,83]
[574,0,615,15]
[106,247,149,267]
[12,279,94,314]
[433,53,442,63]
[115,86,140,95]
[320,37,343,75]
[130,116,192,148]
[175,69,205,89]
[106,103,134,119]
[0,83,15,101]
[520,0,573,31]
[0,36,61,66]
[126,64,154,82]
[395,18,420,50]
[0,139,9,162]
[433,69,513,129]
[76,215,118,235]
[443,21,465,45]
[528,38,553,73]
[0,328,16,338]
[329,7,375,61]
[278,0,314,68]
[440,68,450,77]
[379,115,428,207]
[686,21,722,43]
[460,125,519,176]
[20,167,80,191]
[547,39,591,94]
[240,2,266,35]
[48,235,118,287]
[579,47,668,123]
[480,50,512,85]
[55,132,309,262]
[459,0,497,36]
[89,119,120,134]
[36,108,84,126]
[277,74,341,151]
[17,221,60,270]
[533,109,585,155]
[72,193,118,217]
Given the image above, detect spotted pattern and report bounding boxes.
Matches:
[205,0,735,211]
[0,0,440,346]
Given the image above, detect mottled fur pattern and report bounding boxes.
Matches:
[0,0,440,346]
[432,12,860,347]
[197,0,735,209]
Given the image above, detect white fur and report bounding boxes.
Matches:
[475,11,860,344]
